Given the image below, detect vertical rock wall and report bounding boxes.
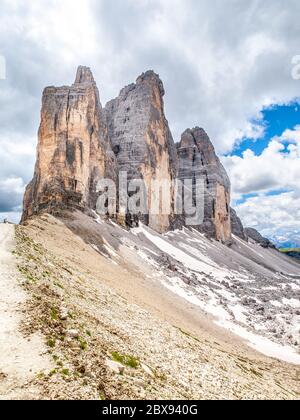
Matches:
[177,128,231,243]
[105,71,178,233]
[230,208,247,240]
[22,67,117,221]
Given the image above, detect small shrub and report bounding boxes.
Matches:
[61,369,70,376]
[78,337,88,351]
[50,307,59,321]
[111,352,139,369]
[46,338,56,348]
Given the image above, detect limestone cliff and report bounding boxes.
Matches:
[105,71,178,233]
[245,228,276,249]
[177,128,231,243]
[22,66,235,242]
[22,66,117,221]
[230,208,247,240]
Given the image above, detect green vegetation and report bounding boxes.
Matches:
[99,392,106,401]
[17,265,35,283]
[279,248,300,253]
[50,306,59,321]
[53,280,64,289]
[177,326,201,343]
[111,351,140,369]
[61,368,70,376]
[78,337,88,351]
[46,338,56,348]
[68,311,76,320]
[279,248,300,260]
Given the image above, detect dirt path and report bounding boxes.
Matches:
[0,224,51,400]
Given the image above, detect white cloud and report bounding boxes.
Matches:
[222,125,300,243]
[0,212,21,224]
[1,0,300,150]
[0,176,26,212]
[235,192,300,246]
[223,125,300,199]
[277,124,300,143]
[0,0,299,232]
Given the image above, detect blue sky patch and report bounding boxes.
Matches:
[229,101,300,157]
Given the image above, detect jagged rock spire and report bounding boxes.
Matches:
[136,70,165,96]
[177,127,231,243]
[74,66,95,84]
[22,66,116,222]
[105,69,177,233]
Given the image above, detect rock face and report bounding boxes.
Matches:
[22,66,236,242]
[105,71,178,233]
[176,128,231,243]
[22,66,117,221]
[245,228,276,249]
[230,208,247,240]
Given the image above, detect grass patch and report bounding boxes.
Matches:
[250,368,263,378]
[78,337,88,351]
[53,280,64,289]
[46,338,56,348]
[177,327,201,343]
[68,311,76,320]
[49,369,58,376]
[50,306,59,321]
[99,392,106,400]
[279,248,300,253]
[111,352,139,369]
[18,265,36,283]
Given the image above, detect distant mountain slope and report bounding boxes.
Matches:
[280,248,300,261]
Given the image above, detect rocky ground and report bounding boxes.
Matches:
[1,213,298,400]
[63,210,300,363]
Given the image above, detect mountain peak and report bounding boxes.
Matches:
[74,66,95,84]
[136,70,165,96]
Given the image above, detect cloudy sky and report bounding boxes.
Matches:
[0,0,299,245]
